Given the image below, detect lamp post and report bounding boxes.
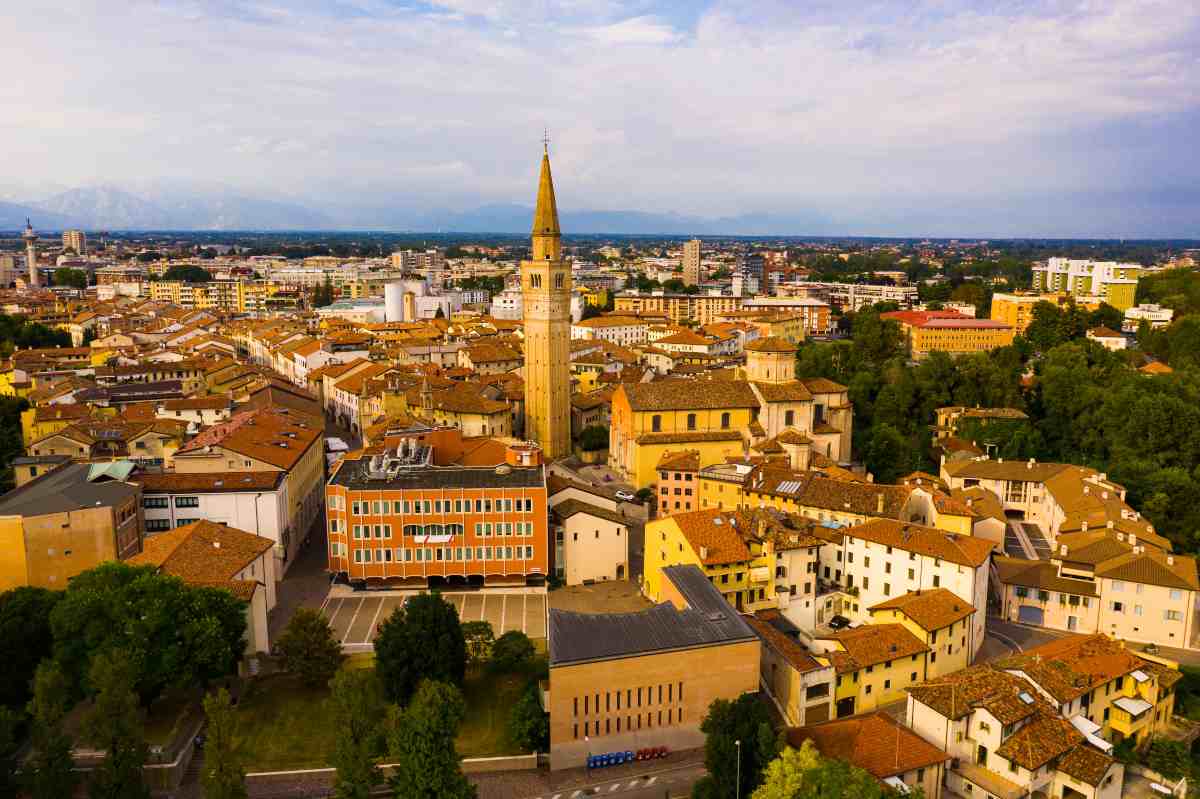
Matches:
[735,739,742,799]
[585,735,591,774]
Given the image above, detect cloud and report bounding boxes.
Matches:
[0,0,1198,235]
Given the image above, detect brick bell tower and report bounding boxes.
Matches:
[521,143,572,460]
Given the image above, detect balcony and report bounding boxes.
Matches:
[1110,696,1153,736]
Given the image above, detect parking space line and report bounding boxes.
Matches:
[324,598,345,628]
[522,593,528,634]
[366,598,386,644]
[480,593,487,622]
[341,598,364,644]
[500,594,507,633]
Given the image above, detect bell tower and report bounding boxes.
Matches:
[521,144,572,460]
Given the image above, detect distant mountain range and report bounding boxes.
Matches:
[0,184,839,235]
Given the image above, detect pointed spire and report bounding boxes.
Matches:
[532,149,560,238]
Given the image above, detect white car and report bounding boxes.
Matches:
[614,489,636,502]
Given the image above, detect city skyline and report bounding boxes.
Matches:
[2,1,1199,237]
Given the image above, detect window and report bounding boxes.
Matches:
[1170,589,1183,601]
[1165,610,1182,621]
[651,415,662,432]
[1111,601,1124,613]
[146,518,171,532]
[143,496,169,508]
[720,412,730,429]
[1015,586,1028,598]
[686,413,696,430]
[1111,580,1124,592]
[174,496,199,508]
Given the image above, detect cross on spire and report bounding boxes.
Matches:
[542,127,550,153]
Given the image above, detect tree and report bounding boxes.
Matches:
[578,425,609,451]
[329,669,386,799]
[162,264,213,283]
[51,562,247,705]
[201,688,247,799]
[82,651,150,799]
[386,680,475,799]
[374,592,466,705]
[580,304,604,321]
[1146,738,1190,781]
[0,707,18,799]
[1088,303,1125,331]
[0,585,62,711]
[751,742,821,799]
[751,741,908,799]
[507,683,548,752]
[277,608,343,687]
[490,630,535,674]
[25,662,79,799]
[53,268,88,290]
[461,621,495,670]
[691,694,779,799]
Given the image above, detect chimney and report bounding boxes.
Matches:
[1060,544,1067,556]
[1117,532,1124,542]
[1167,555,1175,566]
[876,493,884,514]
[1082,521,1088,532]
[699,545,709,560]
[1106,520,1113,529]
[1129,534,1136,547]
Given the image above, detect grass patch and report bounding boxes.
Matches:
[231,661,534,770]
[231,673,340,771]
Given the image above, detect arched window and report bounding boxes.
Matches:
[424,524,444,537]
[554,273,564,289]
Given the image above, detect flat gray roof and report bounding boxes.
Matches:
[549,564,755,666]
[0,462,139,517]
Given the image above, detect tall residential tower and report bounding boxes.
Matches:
[521,146,572,460]
[682,238,701,285]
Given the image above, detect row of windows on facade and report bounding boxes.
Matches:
[146,517,200,532]
[334,544,536,563]
[333,521,536,539]
[332,497,537,515]
[574,682,684,719]
[661,487,693,496]
[144,496,199,508]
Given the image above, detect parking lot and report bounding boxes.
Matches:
[321,591,548,649]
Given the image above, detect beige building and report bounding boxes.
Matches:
[681,239,701,286]
[0,461,142,591]
[547,564,759,769]
[62,229,87,255]
[551,499,630,585]
[522,147,572,460]
[746,610,835,726]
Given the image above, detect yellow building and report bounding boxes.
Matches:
[817,623,930,717]
[866,588,974,679]
[521,146,572,460]
[644,507,776,614]
[990,292,1099,334]
[20,404,94,447]
[884,311,1015,360]
[579,287,609,308]
[0,461,142,591]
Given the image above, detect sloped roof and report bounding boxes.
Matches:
[786,712,950,779]
[129,519,272,594]
[868,588,976,632]
[816,623,928,673]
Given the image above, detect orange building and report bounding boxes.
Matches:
[325,429,549,588]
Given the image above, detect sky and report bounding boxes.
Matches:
[2,0,1199,237]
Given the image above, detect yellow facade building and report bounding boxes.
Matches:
[866,588,975,679]
[817,623,930,717]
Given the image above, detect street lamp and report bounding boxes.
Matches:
[735,739,742,799]
[585,735,591,773]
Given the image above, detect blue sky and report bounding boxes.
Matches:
[2,0,1198,236]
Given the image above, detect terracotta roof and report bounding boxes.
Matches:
[786,713,949,780]
[1139,361,1173,374]
[995,557,1100,597]
[129,519,272,594]
[994,634,1151,703]
[868,588,976,632]
[161,395,231,411]
[619,380,760,411]
[1087,326,1123,338]
[669,508,754,565]
[552,498,630,528]
[656,450,700,472]
[135,471,285,494]
[1056,744,1115,786]
[656,330,712,347]
[744,336,797,353]
[750,468,911,519]
[849,519,995,567]
[907,664,1045,724]
[1096,549,1199,591]
[995,714,1081,771]
[745,611,826,674]
[636,430,744,446]
[799,377,848,394]
[174,408,321,470]
[816,623,928,673]
[752,381,813,402]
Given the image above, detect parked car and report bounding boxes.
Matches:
[828,615,851,630]
[615,489,636,502]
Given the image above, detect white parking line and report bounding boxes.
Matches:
[341,598,364,644]
[480,593,487,623]
[522,593,528,634]
[627,780,640,788]
[500,593,507,632]
[644,776,657,786]
[608,784,621,793]
[551,794,561,799]
[570,791,582,799]
[365,598,386,643]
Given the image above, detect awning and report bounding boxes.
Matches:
[1113,696,1152,716]
[413,534,454,544]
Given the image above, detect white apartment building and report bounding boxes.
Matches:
[136,471,297,575]
[1031,258,1142,309]
[817,518,993,660]
[1122,303,1173,332]
[570,316,649,346]
[490,288,523,320]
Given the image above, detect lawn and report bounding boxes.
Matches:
[231,661,535,771]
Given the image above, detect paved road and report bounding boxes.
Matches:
[986,618,1200,666]
[522,762,706,799]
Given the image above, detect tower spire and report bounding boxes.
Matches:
[531,144,561,261]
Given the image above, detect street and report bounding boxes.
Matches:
[521,760,706,799]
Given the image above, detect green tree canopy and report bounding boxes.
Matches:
[163,264,213,283]
[82,651,150,799]
[202,688,248,799]
[50,562,247,704]
[461,621,495,669]
[691,694,779,799]
[374,593,466,704]
[578,425,609,451]
[490,630,535,673]
[386,680,476,799]
[330,669,386,799]
[0,585,62,711]
[25,662,79,799]
[507,682,549,752]
[277,607,343,688]
[53,268,88,290]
